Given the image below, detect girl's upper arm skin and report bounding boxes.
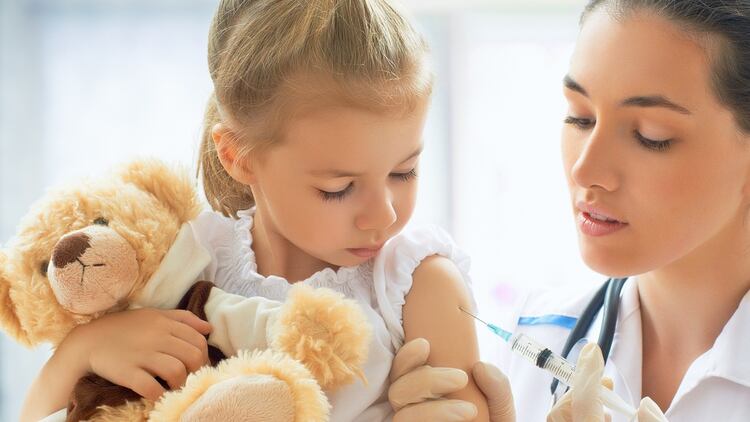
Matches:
[402,254,490,422]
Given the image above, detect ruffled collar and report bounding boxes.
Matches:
[224,208,370,300]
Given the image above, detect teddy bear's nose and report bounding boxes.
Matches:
[52,232,91,268]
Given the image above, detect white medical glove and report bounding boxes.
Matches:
[547,342,612,422]
[637,397,669,422]
[548,343,670,422]
[389,338,516,422]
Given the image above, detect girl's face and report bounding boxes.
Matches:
[250,102,427,268]
[562,10,750,277]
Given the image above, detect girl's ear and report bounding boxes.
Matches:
[0,251,29,346]
[212,123,257,186]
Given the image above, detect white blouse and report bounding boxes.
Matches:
[190,209,473,422]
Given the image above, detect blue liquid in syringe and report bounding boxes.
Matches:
[486,323,513,342]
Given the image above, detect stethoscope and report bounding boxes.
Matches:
[550,277,628,401]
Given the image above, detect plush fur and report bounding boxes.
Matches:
[272,283,370,390]
[0,159,370,421]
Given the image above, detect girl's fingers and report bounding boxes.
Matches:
[164,309,212,335]
[160,335,209,373]
[143,353,189,390]
[166,317,210,362]
[122,368,166,401]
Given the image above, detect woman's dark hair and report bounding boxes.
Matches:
[583,0,750,132]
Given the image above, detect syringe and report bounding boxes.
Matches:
[459,307,636,420]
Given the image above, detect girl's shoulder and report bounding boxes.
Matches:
[191,209,238,240]
[372,224,474,349]
[374,224,471,282]
[188,208,253,285]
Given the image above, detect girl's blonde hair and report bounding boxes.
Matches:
[199,0,433,218]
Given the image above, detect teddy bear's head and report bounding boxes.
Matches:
[0,159,202,347]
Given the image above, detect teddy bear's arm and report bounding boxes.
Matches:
[202,287,283,357]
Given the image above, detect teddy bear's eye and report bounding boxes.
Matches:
[93,217,109,226]
[40,261,49,277]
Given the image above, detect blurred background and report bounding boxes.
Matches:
[0,0,601,419]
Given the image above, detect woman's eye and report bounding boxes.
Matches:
[635,131,673,152]
[564,116,595,129]
[318,183,353,202]
[390,169,417,182]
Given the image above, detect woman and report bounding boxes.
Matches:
[387,1,750,421]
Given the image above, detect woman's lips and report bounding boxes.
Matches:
[576,202,628,237]
[577,212,628,236]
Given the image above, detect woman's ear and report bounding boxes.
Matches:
[212,123,256,186]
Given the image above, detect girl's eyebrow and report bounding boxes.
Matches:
[309,145,424,178]
[563,74,692,115]
[400,145,424,164]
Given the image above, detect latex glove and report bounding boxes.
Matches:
[548,342,610,422]
[548,343,669,422]
[637,397,669,422]
[389,338,516,422]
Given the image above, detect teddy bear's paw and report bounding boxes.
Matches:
[86,399,152,422]
[150,350,330,422]
[271,284,371,390]
[178,374,294,422]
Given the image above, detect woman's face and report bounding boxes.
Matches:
[562,10,750,277]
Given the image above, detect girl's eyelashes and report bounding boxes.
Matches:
[564,115,674,152]
[319,183,353,202]
[390,168,417,182]
[317,169,417,202]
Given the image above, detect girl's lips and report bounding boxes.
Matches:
[577,211,628,237]
[347,246,383,258]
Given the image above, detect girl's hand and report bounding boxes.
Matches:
[65,308,212,400]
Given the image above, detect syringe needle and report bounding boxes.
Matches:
[459,307,514,341]
[458,306,490,326]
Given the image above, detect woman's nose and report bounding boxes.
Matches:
[569,127,621,192]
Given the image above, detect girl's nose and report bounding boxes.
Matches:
[355,192,397,232]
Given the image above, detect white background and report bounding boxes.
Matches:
[0,0,601,419]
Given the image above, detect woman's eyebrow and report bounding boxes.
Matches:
[563,74,692,115]
[563,75,588,96]
[621,96,692,115]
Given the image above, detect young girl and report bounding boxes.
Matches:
[21,0,489,421]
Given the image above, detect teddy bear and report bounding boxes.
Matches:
[0,159,371,422]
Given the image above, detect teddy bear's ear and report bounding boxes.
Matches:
[0,251,29,346]
[117,158,203,224]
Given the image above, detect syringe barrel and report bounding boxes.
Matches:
[509,333,575,386]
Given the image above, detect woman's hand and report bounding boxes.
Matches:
[547,343,669,422]
[388,338,516,422]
